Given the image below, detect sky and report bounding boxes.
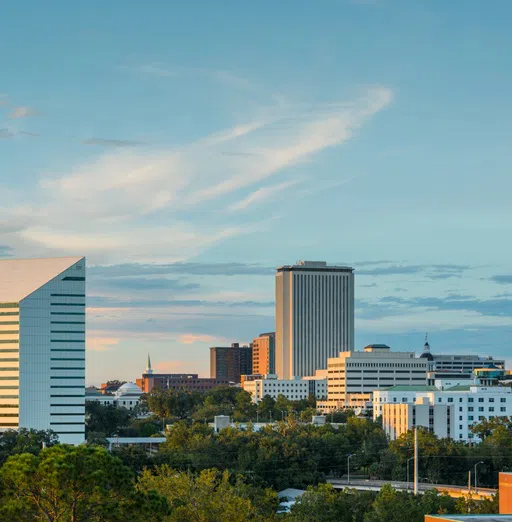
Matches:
[1,0,512,385]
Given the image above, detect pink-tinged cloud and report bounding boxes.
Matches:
[87,336,120,351]
[154,360,189,373]
[179,333,218,344]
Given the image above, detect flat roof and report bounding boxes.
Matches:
[428,515,512,522]
[0,256,84,301]
[379,385,437,392]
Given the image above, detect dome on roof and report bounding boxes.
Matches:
[115,382,142,397]
[420,351,434,361]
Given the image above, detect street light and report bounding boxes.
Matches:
[474,461,484,493]
[406,457,414,490]
[280,410,287,421]
[347,454,356,485]
[269,410,273,423]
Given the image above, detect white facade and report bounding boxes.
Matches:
[374,385,512,442]
[275,261,354,380]
[430,354,505,372]
[86,382,142,410]
[320,345,428,411]
[0,257,85,445]
[242,375,324,403]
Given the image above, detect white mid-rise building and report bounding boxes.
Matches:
[319,345,428,411]
[374,385,512,442]
[275,261,354,380]
[242,374,327,403]
[0,257,86,444]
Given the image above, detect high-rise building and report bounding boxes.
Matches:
[210,343,252,384]
[275,261,354,379]
[252,332,275,375]
[0,257,86,445]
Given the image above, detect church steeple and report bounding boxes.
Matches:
[146,354,153,375]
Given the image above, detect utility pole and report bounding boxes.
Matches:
[468,471,472,493]
[414,428,419,495]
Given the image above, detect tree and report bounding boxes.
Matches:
[0,445,169,521]
[137,465,278,521]
[364,483,423,522]
[288,483,374,521]
[85,401,132,437]
[147,388,200,421]
[0,429,59,466]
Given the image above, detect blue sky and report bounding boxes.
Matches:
[1,1,512,384]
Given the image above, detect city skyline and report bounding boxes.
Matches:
[2,1,512,384]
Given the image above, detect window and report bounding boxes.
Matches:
[501,398,507,403]
[468,416,474,421]
[489,398,495,403]
[459,425,463,430]
[468,398,474,403]
[448,398,453,403]
[468,407,474,412]
[478,407,484,412]
[478,398,484,403]
[459,416,463,421]
[459,407,463,412]
[438,398,442,403]
[489,407,494,412]
[459,398,463,403]
[501,407,507,412]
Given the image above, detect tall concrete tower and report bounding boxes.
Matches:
[275,261,354,379]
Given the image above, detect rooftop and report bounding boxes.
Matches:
[380,385,438,392]
[277,260,353,272]
[428,515,512,522]
[0,256,84,301]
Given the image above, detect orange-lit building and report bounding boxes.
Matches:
[252,332,275,375]
[425,472,512,521]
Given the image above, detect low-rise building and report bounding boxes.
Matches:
[242,374,327,403]
[374,384,512,442]
[86,382,142,410]
[136,356,231,393]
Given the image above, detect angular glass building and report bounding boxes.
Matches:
[0,257,85,444]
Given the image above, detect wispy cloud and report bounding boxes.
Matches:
[0,128,14,139]
[1,86,392,263]
[228,180,300,212]
[87,336,120,352]
[8,106,39,119]
[490,275,512,285]
[0,94,8,106]
[83,138,146,147]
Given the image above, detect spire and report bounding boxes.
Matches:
[423,333,430,352]
[146,354,153,375]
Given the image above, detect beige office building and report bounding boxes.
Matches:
[275,261,354,380]
[320,345,428,411]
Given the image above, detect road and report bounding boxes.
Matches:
[328,478,496,499]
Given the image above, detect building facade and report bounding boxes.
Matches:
[242,374,327,403]
[210,343,252,383]
[86,382,142,410]
[252,332,275,375]
[374,385,512,442]
[0,257,86,445]
[430,354,505,373]
[275,261,354,380]
[320,345,428,412]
